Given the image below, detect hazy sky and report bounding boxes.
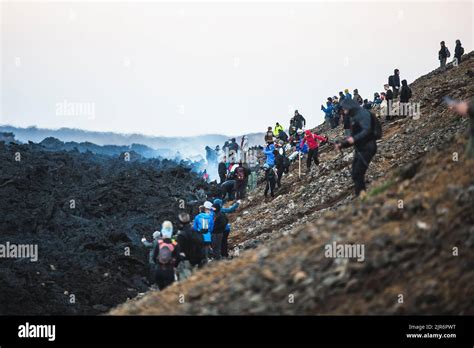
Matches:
[1,1,472,137]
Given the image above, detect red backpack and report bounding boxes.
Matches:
[157,240,176,265]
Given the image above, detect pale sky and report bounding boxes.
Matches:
[1,1,472,137]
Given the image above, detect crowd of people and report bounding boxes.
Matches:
[142,38,470,291]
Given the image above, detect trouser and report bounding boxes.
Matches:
[219,174,226,184]
[352,142,377,196]
[440,57,447,68]
[393,87,399,99]
[264,178,276,197]
[203,243,211,261]
[307,147,319,170]
[221,230,230,257]
[211,233,223,260]
[455,56,462,64]
[235,180,246,199]
[276,168,284,188]
[154,264,175,290]
[176,260,193,281]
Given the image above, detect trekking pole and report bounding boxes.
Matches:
[298,151,301,178]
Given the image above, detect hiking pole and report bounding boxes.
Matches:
[298,150,301,178]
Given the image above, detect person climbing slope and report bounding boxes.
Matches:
[301,129,327,173]
[151,221,179,290]
[336,98,379,197]
[193,202,214,261]
[210,204,228,260]
[263,163,277,198]
[212,198,240,258]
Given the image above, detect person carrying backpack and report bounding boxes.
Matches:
[388,69,401,99]
[293,110,306,130]
[218,156,228,184]
[274,122,284,136]
[151,221,179,290]
[301,129,327,173]
[336,99,379,197]
[439,41,450,68]
[193,202,214,260]
[264,127,274,144]
[264,143,276,167]
[212,198,240,258]
[353,89,363,105]
[454,40,465,64]
[263,163,277,198]
[210,204,228,260]
[234,162,249,199]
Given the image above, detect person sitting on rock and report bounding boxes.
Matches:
[151,221,178,290]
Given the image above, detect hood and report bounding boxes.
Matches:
[341,98,361,115]
[401,80,408,86]
[213,198,223,207]
[305,130,312,136]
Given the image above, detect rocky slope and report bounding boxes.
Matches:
[111,53,474,315]
[0,143,217,315]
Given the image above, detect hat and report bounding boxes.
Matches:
[344,88,349,93]
[161,221,173,239]
[152,231,161,240]
[204,201,213,210]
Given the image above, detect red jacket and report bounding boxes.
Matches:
[302,132,326,149]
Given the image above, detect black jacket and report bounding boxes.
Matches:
[400,81,412,103]
[274,153,285,170]
[212,208,228,234]
[341,99,375,148]
[294,114,306,129]
[218,162,227,176]
[439,46,449,59]
[455,43,464,58]
[176,224,204,265]
[389,74,400,88]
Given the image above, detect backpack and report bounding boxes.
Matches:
[157,240,176,265]
[370,111,382,140]
[446,48,451,58]
[460,47,465,55]
[388,75,394,86]
[235,166,246,181]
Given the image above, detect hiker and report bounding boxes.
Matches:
[362,99,372,110]
[151,221,178,290]
[212,198,240,258]
[193,202,214,260]
[274,122,284,136]
[277,129,289,143]
[210,204,228,260]
[301,129,327,173]
[274,149,290,188]
[388,69,401,99]
[344,89,352,100]
[293,110,306,130]
[218,156,228,184]
[264,127,274,144]
[399,79,412,116]
[263,163,277,198]
[241,135,249,155]
[220,179,236,201]
[454,40,465,65]
[141,230,161,281]
[353,89,363,105]
[448,98,474,158]
[202,169,209,182]
[176,212,205,268]
[264,142,276,167]
[234,161,249,199]
[439,41,450,68]
[336,99,378,197]
[332,97,341,127]
[373,93,382,105]
[321,99,334,128]
[339,91,346,102]
[384,84,394,121]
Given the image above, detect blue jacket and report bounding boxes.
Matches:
[322,103,334,118]
[345,92,352,100]
[264,144,275,166]
[213,198,239,213]
[193,212,213,243]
